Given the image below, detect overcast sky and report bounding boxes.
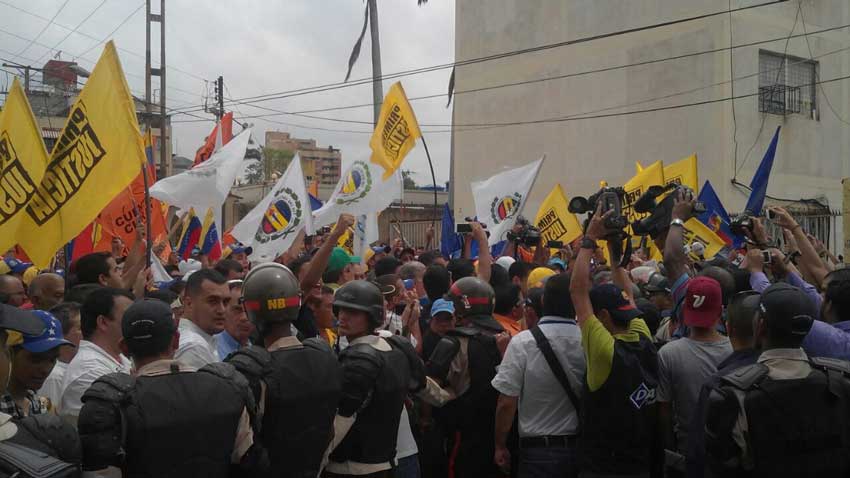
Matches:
[0,0,456,185]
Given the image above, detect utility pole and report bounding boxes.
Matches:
[145,0,168,177]
[368,0,383,126]
[2,63,38,94]
[214,76,224,121]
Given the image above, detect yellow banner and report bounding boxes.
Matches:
[0,78,50,253]
[663,154,699,191]
[369,82,422,180]
[337,226,354,255]
[17,41,146,267]
[534,184,583,246]
[623,160,664,227]
[635,161,644,173]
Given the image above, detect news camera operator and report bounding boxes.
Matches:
[501,217,549,266]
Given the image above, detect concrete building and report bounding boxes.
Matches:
[264,131,342,185]
[452,0,850,252]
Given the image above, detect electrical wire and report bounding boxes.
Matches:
[32,0,109,64]
[728,0,740,174]
[798,3,850,126]
[735,0,801,178]
[0,0,208,84]
[11,0,70,61]
[75,2,145,59]
[169,0,792,115]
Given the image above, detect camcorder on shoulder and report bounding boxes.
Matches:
[506,215,542,247]
[630,184,706,239]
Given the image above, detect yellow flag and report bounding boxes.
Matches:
[369,82,422,180]
[0,78,50,253]
[663,154,699,191]
[682,218,726,261]
[337,226,354,255]
[534,184,583,246]
[623,160,664,227]
[17,41,146,267]
[635,161,644,173]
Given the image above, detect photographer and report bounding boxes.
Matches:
[500,219,549,266]
[459,221,492,284]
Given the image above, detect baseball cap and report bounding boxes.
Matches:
[547,257,566,271]
[527,267,556,289]
[21,310,74,353]
[495,256,516,271]
[122,299,177,344]
[683,276,723,328]
[371,245,391,254]
[327,247,356,273]
[4,258,32,275]
[0,304,46,336]
[430,298,455,318]
[644,272,671,294]
[758,283,815,336]
[229,243,253,256]
[589,283,642,323]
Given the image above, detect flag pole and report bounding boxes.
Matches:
[420,135,438,230]
[142,156,153,270]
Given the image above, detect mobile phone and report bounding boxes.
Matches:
[766,209,776,221]
[455,223,473,234]
[547,240,564,249]
[762,250,772,264]
[403,279,415,290]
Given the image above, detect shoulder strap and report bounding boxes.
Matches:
[718,363,769,391]
[529,325,581,415]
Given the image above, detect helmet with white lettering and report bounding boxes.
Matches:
[241,262,301,328]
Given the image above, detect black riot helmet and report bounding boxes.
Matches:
[447,276,495,319]
[241,263,302,329]
[333,280,385,329]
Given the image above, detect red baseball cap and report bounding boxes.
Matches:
[683,276,722,328]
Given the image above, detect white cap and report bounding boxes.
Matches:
[178,258,202,276]
[495,256,516,271]
[692,242,706,256]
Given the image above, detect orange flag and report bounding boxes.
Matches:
[193,112,233,166]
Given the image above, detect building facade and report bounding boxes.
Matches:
[264,131,342,185]
[452,0,850,252]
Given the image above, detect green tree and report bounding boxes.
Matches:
[402,169,417,189]
[244,161,264,184]
[262,147,295,179]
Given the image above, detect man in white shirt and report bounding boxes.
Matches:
[175,268,229,369]
[37,302,83,408]
[492,274,586,478]
[60,288,133,422]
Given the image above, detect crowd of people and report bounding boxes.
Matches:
[0,192,848,478]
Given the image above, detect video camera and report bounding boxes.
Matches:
[729,212,753,236]
[568,186,629,237]
[506,215,542,247]
[630,184,706,239]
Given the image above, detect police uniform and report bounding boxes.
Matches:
[323,280,424,478]
[227,263,342,478]
[425,277,504,478]
[78,299,259,478]
[705,284,850,477]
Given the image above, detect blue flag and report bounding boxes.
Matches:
[440,203,463,259]
[309,193,323,212]
[697,180,739,247]
[745,126,781,215]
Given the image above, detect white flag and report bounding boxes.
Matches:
[231,154,313,263]
[150,129,251,211]
[352,212,379,260]
[313,158,402,227]
[471,157,544,245]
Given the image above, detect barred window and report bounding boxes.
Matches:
[758,50,818,118]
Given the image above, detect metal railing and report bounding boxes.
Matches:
[758,85,802,115]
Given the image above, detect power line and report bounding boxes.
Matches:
[32,0,109,64]
[11,0,70,61]
[798,3,850,126]
[0,0,208,84]
[170,0,792,115]
[75,2,145,59]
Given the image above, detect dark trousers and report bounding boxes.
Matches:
[519,445,578,478]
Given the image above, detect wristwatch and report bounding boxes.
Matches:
[670,218,685,228]
[580,237,598,250]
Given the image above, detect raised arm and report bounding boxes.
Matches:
[472,221,492,284]
[768,206,829,288]
[300,214,354,293]
[570,205,611,326]
[663,190,696,284]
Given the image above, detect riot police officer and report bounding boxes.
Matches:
[227,262,342,478]
[324,280,423,478]
[77,299,262,477]
[426,277,504,478]
[0,303,82,477]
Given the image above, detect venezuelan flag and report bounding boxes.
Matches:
[177,210,203,260]
[199,208,222,262]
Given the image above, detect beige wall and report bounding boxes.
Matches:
[452,0,850,247]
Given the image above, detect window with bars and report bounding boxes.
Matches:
[758,50,818,118]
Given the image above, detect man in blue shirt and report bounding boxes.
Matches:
[216,280,252,360]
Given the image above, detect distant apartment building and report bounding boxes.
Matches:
[264,131,342,185]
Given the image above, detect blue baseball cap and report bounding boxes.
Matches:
[431,298,455,318]
[21,310,74,353]
[230,243,253,256]
[548,258,567,271]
